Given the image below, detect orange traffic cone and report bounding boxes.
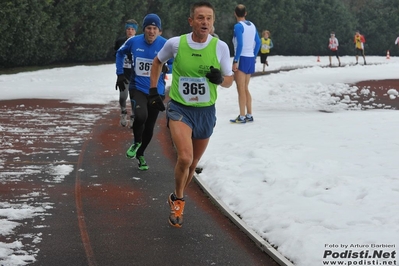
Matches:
[386,50,390,59]
[317,56,320,62]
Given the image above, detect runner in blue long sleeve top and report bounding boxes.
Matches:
[115,13,173,170]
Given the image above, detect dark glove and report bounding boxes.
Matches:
[148,87,165,112]
[115,74,128,91]
[162,63,169,74]
[206,66,223,85]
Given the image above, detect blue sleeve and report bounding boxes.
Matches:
[254,31,261,56]
[234,23,243,61]
[115,38,132,75]
[270,39,274,49]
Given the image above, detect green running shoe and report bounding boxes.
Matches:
[126,142,142,159]
[137,156,149,170]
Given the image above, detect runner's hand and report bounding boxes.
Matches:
[162,64,169,74]
[148,87,165,112]
[116,74,128,91]
[206,66,223,85]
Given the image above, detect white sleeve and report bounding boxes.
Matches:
[157,37,180,63]
[395,37,399,45]
[216,40,234,77]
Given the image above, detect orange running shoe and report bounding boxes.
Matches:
[168,193,185,228]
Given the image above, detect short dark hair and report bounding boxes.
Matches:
[235,4,246,17]
[190,1,215,19]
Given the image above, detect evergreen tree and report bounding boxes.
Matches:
[1,0,399,68]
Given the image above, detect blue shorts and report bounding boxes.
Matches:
[166,100,216,139]
[238,56,256,74]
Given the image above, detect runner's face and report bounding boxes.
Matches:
[126,28,136,38]
[144,25,160,44]
[189,6,214,42]
[126,27,136,38]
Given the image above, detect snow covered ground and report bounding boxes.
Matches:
[1,55,399,265]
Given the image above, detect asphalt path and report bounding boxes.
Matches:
[0,99,279,266]
[2,73,397,266]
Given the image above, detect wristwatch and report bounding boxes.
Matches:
[233,60,238,63]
